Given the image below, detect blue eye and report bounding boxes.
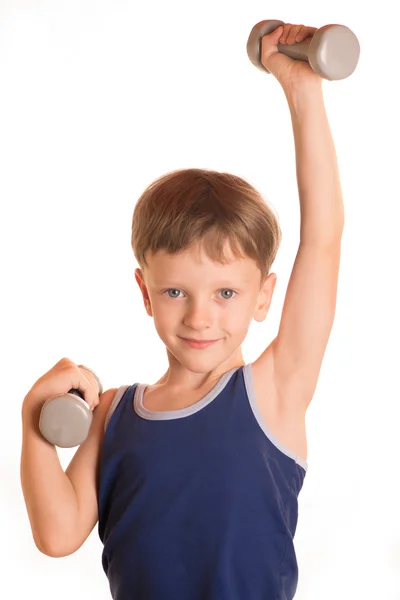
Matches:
[163,289,236,300]
[219,289,236,300]
[165,289,182,298]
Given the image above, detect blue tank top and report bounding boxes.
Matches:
[98,363,307,600]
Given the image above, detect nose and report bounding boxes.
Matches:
[183,300,214,330]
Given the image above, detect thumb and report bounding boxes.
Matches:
[261,25,293,75]
[260,25,284,61]
[264,25,284,43]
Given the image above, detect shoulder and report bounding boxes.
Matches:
[99,387,120,412]
[91,387,120,434]
[100,387,120,405]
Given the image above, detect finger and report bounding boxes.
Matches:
[286,25,304,45]
[82,368,103,410]
[279,23,293,44]
[294,26,317,43]
[78,365,102,394]
[74,366,100,410]
[261,25,284,63]
[280,24,316,45]
[58,367,94,411]
[262,25,283,45]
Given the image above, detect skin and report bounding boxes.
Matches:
[135,240,277,393]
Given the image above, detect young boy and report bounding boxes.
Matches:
[21,23,344,600]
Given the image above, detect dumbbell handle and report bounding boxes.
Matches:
[68,388,85,400]
[276,38,312,63]
[247,20,360,81]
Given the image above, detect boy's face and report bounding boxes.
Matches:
[135,240,276,373]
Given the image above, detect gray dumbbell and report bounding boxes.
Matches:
[39,365,103,448]
[247,20,360,81]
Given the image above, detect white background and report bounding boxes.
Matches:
[1,1,399,598]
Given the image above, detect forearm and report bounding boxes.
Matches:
[284,83,345,246]
[20,409,79,555]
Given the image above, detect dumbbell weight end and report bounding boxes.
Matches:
[38,365,103,448]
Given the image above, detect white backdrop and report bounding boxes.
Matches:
[1,1,399,598]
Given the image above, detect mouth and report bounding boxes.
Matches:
[180,337,220,349]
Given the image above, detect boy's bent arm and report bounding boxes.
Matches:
[20,387,117,557]
[64,387,118,555]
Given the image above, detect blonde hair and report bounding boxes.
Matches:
[131,168,282,288]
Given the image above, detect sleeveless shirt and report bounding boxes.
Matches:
[98,363,307,600]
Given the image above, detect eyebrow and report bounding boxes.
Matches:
[154,281,246,288]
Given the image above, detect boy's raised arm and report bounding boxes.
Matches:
[288,84,345,246]
[258,25,345,410]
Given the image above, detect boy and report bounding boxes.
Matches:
[21,23,344,600]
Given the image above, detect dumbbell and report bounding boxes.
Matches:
[247,20,360,81]
[39,365,103,448]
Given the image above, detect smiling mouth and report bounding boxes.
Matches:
[183,338,219,342]
[180,337,221,347]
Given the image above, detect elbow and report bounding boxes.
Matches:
[34,536,77,558]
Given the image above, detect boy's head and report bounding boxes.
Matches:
[131,168,281,368]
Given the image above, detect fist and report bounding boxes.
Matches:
[261,23,321,89]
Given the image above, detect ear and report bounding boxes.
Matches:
[134,267,143,283]
[254,273,277,323]
[134,268,153,317]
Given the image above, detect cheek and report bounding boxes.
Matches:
[219,304,255,334]
[152,304,171,326]
[231,301,256,329]
[151,299,181,330]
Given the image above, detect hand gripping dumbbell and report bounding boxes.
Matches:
[39,365,103,448]
[247,20,360,81]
